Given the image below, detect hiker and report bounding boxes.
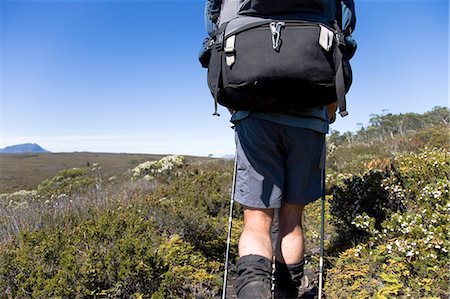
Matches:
[200,1,357,298]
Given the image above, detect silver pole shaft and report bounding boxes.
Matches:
[318,156,326,299]
[222,152,238,299]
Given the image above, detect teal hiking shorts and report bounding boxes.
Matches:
[234,116,325,209]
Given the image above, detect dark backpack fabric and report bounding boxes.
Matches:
[201,0,356,58]
[200,0,357,116]
[238,0,328,16]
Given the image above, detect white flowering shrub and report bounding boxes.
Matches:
[132,155,185,181]
[326,148,450,298]
[393,147,449,195]
[380,179,449,259]
[0,190,39,210]
[0,190,44,234]
[330,169,400,243]
[351,213,376,234]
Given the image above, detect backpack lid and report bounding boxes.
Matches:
[238,0,327,16]
[219,0,338,28]
[224,16,267,36]
[219,0,242,26]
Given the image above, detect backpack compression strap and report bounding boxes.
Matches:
[212,24,227,116]
[334,23,348,117]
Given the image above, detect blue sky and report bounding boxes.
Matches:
[1,0,448,156]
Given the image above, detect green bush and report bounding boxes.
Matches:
[2,144,448,298]
[325,148,450,298]
[144,164,240,260]
[397,125,450,152]
[37,167,98,199]
[393,147,449,195]
[152,235,221,298]
[0,210,167,298]
[132,155,185,181]
[327,143,390,175]
[0,157,236,298]
[329,169,404,249]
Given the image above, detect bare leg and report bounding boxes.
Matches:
[235,206,274,299]
[275,202,304,264]
[272,203,305,298]
[238,207,274,260]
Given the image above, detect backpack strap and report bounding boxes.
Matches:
[334,22,348,117]
[212,24,227,116]
[334,0,356,117]
[339,0,357,59]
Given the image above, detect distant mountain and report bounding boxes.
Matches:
[0,143,50,154]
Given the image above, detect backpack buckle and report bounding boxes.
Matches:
[270,22,285,51]
[333,22,346,47]
[224,35,236,67]
[214,32,225,50]
[319,25,334,52]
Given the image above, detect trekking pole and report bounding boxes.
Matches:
[318,149,326,299]
[222,150,238,299]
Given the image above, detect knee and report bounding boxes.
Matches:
[239,207,274,259]
[243,207,273,234]
[278,205,304,236]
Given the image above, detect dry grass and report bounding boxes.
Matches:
[0,152,168,193]
[0,153,219,242]
[0,177,159,243]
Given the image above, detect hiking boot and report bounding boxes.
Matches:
[234,255,272,299]
[299,286,318,299]
[273,259,305,299]
[237,281,272,299]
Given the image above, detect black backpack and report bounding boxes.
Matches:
[200,0,357,117]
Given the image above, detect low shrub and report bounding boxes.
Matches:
[0,156,236,298]
[37,166,99,199]
[325,148,449,298]
[0,209,167,298]
[397,125,450,152]
[132,155,185,181]
[329,169,404,249]
[152,235,221,298]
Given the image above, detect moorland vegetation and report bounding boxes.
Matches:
[0,152,170,194]
[0,107,448,298]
